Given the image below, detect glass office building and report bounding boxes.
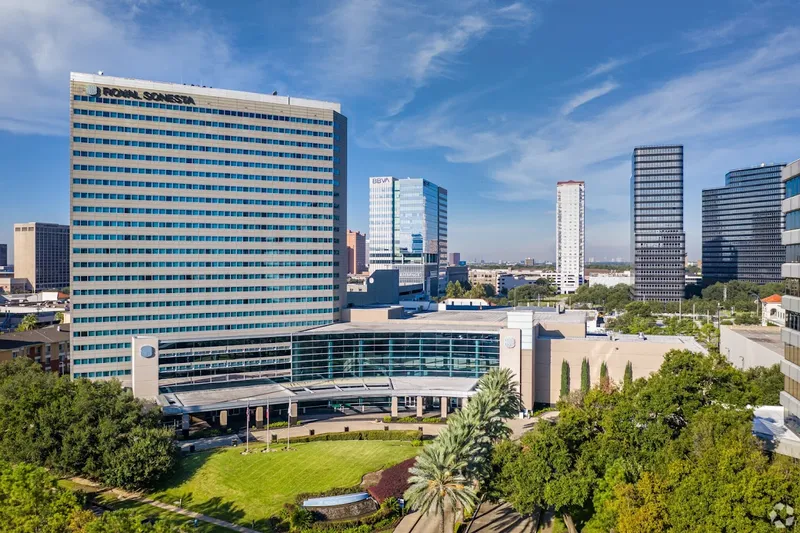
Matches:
[782,160,800,436]
[368,177,447,295]
[702,164,785,285]
[630,145,685,301]
[69,72,347,386]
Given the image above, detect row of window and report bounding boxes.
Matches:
[74,149,333,164]
[74,95,335,126]
[72,319,334,346]
[73,123,335,147]
[73,109,334,137]
[73,220,333,232]
[73,161,332,175]
[73,260,336,268]
[73,135,333,151]
[74,307,335,325]
[74,234,333,244]
[72,192,332,208]
[72,178,334,196]
[73,272,334,282]
[73,356,131,365]
[73,284,335,296]
[73,296,335,310]
[786,176,800,199]
[72,206,334,219]
[74,370,131,378]
[72,248,333,256]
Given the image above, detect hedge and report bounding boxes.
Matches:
[381,416,446,424]
[289,430,422,444]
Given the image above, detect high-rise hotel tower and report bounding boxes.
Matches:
[69,73,347,396]
[630,145,685,301]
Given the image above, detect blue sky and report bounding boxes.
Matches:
[1,0,800,263]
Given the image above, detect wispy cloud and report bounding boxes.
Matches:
[561,80,619,115]
[683,15,766,53]
[585,46,660,78]
[311,0,536,116]
[0,0,269,136]
[371,27,800,221]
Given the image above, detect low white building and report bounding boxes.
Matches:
[587,272,632,288]
[761,294,785,327]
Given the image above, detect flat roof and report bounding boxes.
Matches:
[70,72,341,113]
[727,326,783,355]
[159,376,478,414]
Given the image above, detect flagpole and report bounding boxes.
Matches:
[286,398,291,450]
[246,400,250,453]
[266,396,270,452]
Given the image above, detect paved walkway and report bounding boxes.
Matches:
[469,502,538,533]
[70,478,257,533]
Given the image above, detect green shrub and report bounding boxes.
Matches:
[382,415,393,423]
[411,439,423,447]
[289,430,422,444]
[396,416,418,423]
[421,416,445,424]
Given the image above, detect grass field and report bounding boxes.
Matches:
[150,440,420,526]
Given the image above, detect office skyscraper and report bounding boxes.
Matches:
[702,163,786,285]
[69,72,346,391]
[556,181,585,293]
[368,177,447,295]
[781,159,800,436]
[346,230,366,274]
[13,222,70,292]
[630,145,685,301]
[0,244,6,267]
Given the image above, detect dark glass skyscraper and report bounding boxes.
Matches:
[630,145,685,301]
[702,164,786,285]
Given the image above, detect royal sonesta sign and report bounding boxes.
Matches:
[86,84,196,105]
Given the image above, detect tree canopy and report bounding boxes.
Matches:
[0,359,176,490]
[490,350,798,532]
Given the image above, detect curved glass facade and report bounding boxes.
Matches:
[702,164,785,284]
[292,331,500,381]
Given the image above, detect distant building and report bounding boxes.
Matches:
[0,244,6,267]
[0,324,70,375]
[347,230,367,275]
[448,252,461,266]
[13,223,69,292]
[369,177,447,295]
[445,265,468,287]
[631,145,685,301]
[761,294,785,327]
[524,257,535,266]
[556,181,585,293]
[587,273,633,288]
[702,163,786,285]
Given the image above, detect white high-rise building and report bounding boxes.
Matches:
[556,181,585,293]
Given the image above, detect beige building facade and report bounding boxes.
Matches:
[69,73,347,387]
[347,230,366,274]
[13,222,70,292]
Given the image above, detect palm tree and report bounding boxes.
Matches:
[405,443,477,533]
[477,367,522,418]
[16,314,38,332]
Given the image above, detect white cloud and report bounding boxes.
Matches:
[311,0,535,115]
[560,80,619,115]
[0,0,270,136]
[586,57,629,78]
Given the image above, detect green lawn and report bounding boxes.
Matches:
[150,440,419,526]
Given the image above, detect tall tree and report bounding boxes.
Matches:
[623,361,633,390]
[560,360,570,399]
[599,361,609,389]
[405,444,477,533]
[580,358,590,394]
